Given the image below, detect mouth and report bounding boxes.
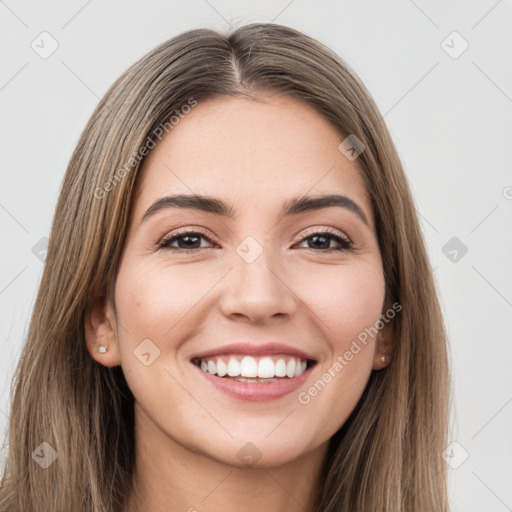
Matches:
[189,343,318,401]
[191,354,317,382]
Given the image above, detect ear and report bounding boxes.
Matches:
[84,295,122,367]
[372,298,397,371]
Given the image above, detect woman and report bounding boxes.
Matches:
[0,23,451,511]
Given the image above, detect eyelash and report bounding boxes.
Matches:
[157,227,354,253]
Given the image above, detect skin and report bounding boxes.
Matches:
[85,93,394,512]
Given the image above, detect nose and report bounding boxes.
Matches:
[218,248,297,324]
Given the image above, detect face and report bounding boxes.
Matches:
[88,94,391,468]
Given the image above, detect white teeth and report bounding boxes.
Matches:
[295,360,307,377]
[227,358,241,377]
[198,355,310,379]
[240,356,258,378]
[275,359,287,377]
[286,358,296,378]
[257,357,274,378]
[207,360,216,375]
[216,358,227,377]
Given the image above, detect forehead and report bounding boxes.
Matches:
[134,94,372,226]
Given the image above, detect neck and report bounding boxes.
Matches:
[125,403,328,512]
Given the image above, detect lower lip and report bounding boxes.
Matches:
[193,364,314,402]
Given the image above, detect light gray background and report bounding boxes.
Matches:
[1,1,511,510]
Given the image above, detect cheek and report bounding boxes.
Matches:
[112,261,199,415]
[296,260,386,346]
[114,260,207,347]
[291,263,385,438]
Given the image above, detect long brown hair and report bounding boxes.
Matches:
[0,23,450,511]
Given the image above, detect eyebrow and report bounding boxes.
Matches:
[141,193,370,227]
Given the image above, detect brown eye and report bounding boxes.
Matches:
[158,230,215,252]
[297,229,353,252]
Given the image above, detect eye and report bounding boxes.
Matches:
[295,228,353,252]
[158,229,216,252]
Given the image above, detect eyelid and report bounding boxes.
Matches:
[157,226,216,247]
[297,226,352,245]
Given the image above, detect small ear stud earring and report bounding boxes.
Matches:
[380,354,386,364]
[97,345,108,354]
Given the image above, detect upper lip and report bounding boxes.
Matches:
[190,342,317,362]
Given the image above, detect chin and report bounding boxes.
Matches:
[194,431,320,470]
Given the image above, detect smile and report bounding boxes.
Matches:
[192,354,313,381]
